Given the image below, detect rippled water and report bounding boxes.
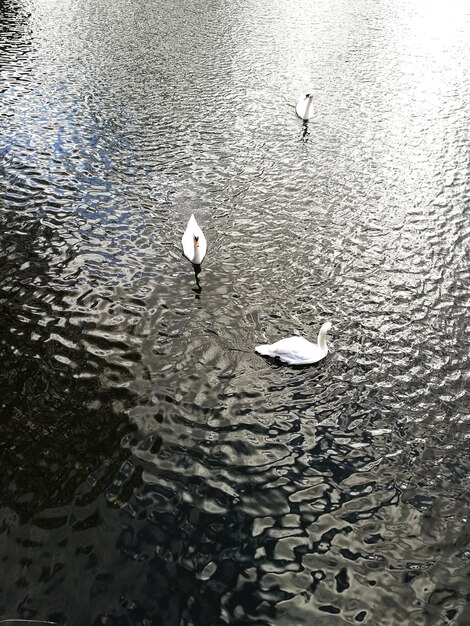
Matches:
[1,0,470,624]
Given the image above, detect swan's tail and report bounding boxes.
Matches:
[255,344,276,357]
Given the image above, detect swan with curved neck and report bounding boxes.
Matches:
[255,321,332,365]
[181,214,207,265]
[296,93,314,121]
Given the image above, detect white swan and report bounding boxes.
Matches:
[255,321,332,365]
[295,93,314,121]
[181,214,207,265]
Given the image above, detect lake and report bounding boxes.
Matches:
[1,0,469,624]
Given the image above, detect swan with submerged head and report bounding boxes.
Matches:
[182,214,207,265]
[296,92,314,121]
[255,321,332,365]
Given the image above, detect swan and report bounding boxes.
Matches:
[255,321,332,365]
[295,93,314,121]
[181,214,207,265]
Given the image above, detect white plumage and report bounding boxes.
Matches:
[181,214,207,265]
[256,322,332,365]
[295,93,314,121]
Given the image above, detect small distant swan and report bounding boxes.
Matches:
[181,214,207,265]
[255,321,332,365]
[295,93,314,121]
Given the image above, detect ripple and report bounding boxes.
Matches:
[1,0,470,624]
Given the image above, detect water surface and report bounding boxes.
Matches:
[1,0,469,624]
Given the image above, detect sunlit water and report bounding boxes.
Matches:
[1,0,469,624]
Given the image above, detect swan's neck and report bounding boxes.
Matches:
[192,240,202,264]
[317,325,329,352]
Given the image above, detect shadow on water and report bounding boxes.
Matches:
[301,120,310,140]
[192,263,202,297]
[257,354,325,370]
[0,211,135,518]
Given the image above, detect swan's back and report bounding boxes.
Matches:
[256,336,325,365]
[295,94,314,121]
[182,214,207,263]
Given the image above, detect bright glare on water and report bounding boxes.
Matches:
[1,0,469,625]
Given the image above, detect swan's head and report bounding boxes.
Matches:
[322,321,332,332]
[193,235,200,248]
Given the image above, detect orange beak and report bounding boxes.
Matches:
[194,236,199,248]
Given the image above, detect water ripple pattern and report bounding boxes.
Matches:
[1,0,469,625]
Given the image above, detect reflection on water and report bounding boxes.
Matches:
[1,0,470,624]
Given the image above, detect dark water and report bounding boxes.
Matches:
[1,0,470,624]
